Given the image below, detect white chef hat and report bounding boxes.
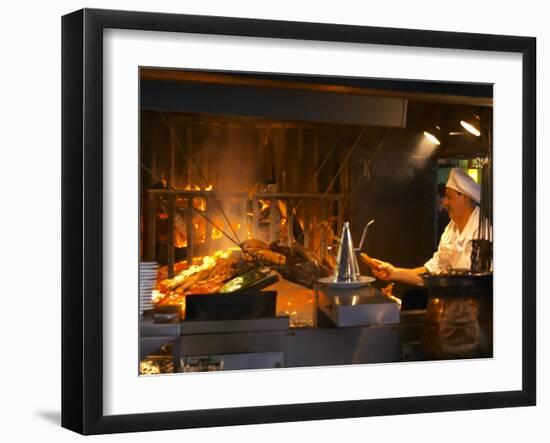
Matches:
[446,168,481,203]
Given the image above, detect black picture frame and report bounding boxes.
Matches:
[62,8,536,435]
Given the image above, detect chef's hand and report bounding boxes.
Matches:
[360,253,397,281]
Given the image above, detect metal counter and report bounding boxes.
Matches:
[140,288,427,371]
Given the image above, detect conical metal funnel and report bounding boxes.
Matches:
[335,222,361,282]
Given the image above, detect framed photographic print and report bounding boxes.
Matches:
[62,8,536,435]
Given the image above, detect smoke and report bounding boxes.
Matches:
[374,133,437,185]
[391,134,438,183]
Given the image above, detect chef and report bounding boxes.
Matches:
[360,168,483,286]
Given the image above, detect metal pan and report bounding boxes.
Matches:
[421,271,492,292]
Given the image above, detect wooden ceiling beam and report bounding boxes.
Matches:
[140,68,493,107]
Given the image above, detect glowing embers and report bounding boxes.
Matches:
[153,240,331,327]
[211,227,223,240]
[139,344,175,375]
[274,278,316,328]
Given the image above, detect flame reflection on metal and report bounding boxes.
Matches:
[335,222,361,282]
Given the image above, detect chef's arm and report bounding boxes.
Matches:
[390,266,427,286]
[360,253,426,286]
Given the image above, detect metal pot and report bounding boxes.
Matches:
[420,272,493,360]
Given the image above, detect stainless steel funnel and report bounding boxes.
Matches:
[335,222,361,282]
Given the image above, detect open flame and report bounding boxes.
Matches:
[155,237,325,328]
[169,181,267,248]
[184,184,201,191]
[183,184,213,192]
[159,184,333,266]
[156,247,241,316]
[259,199,270,211]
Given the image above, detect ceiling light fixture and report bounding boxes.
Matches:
[460,115,481,137]
[423,130,441,145]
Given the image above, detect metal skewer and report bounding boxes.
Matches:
[159,111,243,249]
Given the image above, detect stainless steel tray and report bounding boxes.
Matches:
[317,275,375,289]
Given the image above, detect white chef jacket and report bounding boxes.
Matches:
[424,206,482,273]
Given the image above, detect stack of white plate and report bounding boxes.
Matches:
[140,261,158,315]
